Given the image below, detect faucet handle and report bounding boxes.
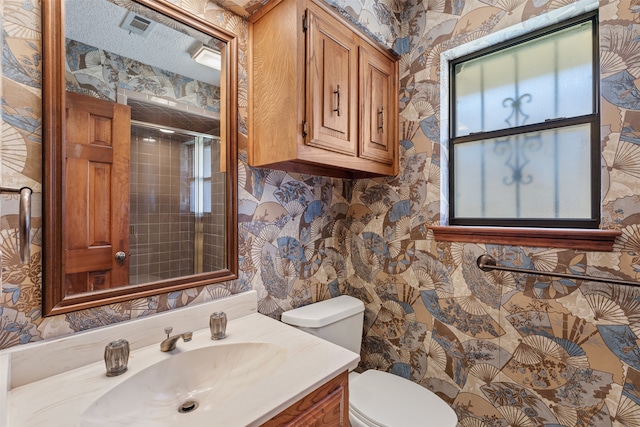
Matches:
[210,312,227,340]
[164,326,173,338]
[182,332,193,342]
[104,339,130,377]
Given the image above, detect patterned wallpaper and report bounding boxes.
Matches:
[3,0,640,426]
[65,37,221,111]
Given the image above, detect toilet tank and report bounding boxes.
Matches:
[281,296,364,355]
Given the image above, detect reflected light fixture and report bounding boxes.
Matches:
[190,43,221,70]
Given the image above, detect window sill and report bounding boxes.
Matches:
[429,226,621,252]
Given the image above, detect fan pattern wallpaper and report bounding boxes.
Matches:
[3,0,640,425]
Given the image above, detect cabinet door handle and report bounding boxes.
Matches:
[378,107,384,132]
[333,85,341,116]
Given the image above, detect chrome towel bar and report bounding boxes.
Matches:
[1,186,32,264]
[477,254,640,287]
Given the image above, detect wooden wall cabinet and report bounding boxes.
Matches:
[261,371,349,427]
[249,0,399,178]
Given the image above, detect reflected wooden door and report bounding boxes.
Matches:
[64,91,130,294]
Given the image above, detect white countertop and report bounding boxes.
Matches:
[2,293,359,426]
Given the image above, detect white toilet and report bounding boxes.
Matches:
[281,295,458,427]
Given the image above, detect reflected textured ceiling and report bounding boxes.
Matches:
[66,0,221,85]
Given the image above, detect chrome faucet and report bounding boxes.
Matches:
[160,327,193,352]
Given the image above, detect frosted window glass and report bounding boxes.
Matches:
[204,180,212,213]
[454,21,592,137]
[189,181,195,213]
[204,144,212,178]
[453,124,591,219]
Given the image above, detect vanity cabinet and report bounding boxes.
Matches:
[249,0,399,178]
[261,370,349,426]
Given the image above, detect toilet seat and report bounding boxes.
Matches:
[349,370,458,427]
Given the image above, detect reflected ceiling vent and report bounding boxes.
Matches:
[120,11,156,37]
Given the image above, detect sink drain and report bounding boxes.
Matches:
[178,400,199,414]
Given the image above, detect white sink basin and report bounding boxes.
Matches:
[5,309,359,427]
[79,342,287,426]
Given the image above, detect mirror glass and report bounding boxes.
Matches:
[43,0,238,315]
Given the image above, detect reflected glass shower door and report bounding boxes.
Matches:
[189,136,225,274]
[129,123,224,285]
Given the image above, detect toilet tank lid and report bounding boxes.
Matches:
[281,296,364,328]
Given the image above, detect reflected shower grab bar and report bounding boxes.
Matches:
[1,186,32,264]
[477,254,640,288]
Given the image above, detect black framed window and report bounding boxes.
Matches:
[449,12,599,228]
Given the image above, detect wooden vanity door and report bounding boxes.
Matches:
[261,370,349,427]
[306,8,358,157]
[64,91,130,294]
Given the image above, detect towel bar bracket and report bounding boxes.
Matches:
[0,186,32,265]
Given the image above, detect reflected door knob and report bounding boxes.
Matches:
[115,251,127,262]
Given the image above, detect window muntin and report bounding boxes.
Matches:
[450,13,599,228]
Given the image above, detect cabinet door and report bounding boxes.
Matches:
[261,371,349,427]
[64,91,130,294]
[360,46,396,165]
[306,8,357,156]
[285,385,346,427]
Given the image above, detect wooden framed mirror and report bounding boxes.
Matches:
[42,0,238,316]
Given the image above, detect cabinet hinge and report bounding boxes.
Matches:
[302,121,308,137]
[302,14,308,32]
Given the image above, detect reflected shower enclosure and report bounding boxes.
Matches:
[129,118,225,285]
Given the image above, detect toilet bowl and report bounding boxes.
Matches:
[281,296,458,427]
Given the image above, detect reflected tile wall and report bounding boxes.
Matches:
[129,132,191,283]
[204,171,227,271]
